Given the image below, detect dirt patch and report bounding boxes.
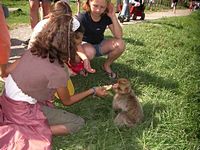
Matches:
[122,9,192,24]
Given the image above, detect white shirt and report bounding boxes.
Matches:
[28,18,50,49]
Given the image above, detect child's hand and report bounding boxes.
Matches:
[93,86,108,97]
[83,59,96,73]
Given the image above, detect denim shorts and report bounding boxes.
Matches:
[83,40,105,57]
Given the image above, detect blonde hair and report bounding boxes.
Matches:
[82,0,111,12]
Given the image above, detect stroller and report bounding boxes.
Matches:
[118,0,145,23]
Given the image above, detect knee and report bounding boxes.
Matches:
[82,44,96,60]
[115,39,125,54]
[70,117,85,134]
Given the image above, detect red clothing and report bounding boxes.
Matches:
[67,60,84,74]
[0,6,10,64]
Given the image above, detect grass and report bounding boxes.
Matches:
[52,12,200,150]
[1,0,78,28]
[1,0,200,149]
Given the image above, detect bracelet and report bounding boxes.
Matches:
[92,87,96,96]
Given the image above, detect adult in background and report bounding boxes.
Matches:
[118,0,130,22]
[171,0,178,13]
[0,4,10,79]
[77,0,125,79]
[29,0,51,30]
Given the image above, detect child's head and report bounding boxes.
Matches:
[50,0,72,18]
[74,23,85,45]
[82,0,111,15]
[31,15,77,67]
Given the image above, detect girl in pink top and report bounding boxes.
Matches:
[0,10,108,150]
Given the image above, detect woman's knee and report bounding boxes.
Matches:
[82,44,96,60]
[115,39,125,53]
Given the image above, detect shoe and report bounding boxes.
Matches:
[124,17,130,22]
[118,15,124,23]
[102,65,118,79]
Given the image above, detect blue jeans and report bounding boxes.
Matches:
[120,0,130,18]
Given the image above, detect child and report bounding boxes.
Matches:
[77,0,125,79]
[0,10,108,150]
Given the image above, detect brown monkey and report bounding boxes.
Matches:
[112,78,144,128]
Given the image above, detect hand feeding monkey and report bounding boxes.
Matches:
[112,78,144,128]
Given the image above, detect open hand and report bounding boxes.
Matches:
[83,59,96,73]
[106,3,115,18]
[94,86,109,97]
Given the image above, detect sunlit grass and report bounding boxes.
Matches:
[0,0,199,149]
[52,11,200,149]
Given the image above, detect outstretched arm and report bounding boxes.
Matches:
[56,86,108,106]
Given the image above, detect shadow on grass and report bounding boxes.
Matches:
[147,21,184,29]
[105,35,145,47]
[73,57,178,93]
[123,37,145,46]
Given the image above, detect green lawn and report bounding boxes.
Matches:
[1,0,200,149]
[52,12,200,150]
[1,0,78,28]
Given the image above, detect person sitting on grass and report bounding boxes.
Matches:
[77,0,125,79]
[0,13,108,149]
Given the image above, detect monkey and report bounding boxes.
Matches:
[112,78,144,128]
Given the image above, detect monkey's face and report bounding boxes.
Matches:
[113,78,131,94]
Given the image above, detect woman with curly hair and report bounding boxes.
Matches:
[0,12,108,150]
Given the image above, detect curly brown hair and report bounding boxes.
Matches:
[30,14,76,67]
